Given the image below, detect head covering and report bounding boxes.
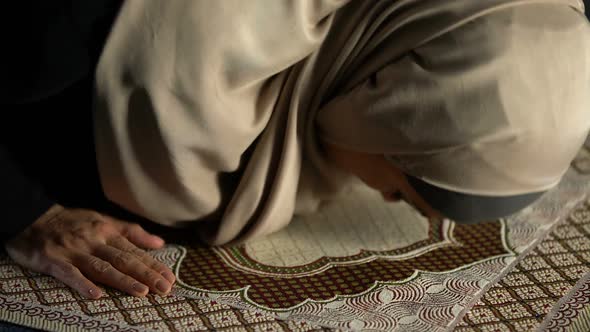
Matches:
[317,1,590,222]
[93,0,589,245]
[317,2,590,197]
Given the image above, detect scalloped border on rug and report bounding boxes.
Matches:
[213,218,455,277]
[166,144,590,330]
[175,218,511,309]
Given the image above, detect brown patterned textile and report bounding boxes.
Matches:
[539,271,590,332]
[179,221,505,309]
[0,273,328,332]
[457,201,590,331]
[0,142,588,331]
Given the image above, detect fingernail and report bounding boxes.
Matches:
[88,288,102,299]
[161,271,175,283]
[156,279,169,293]
[133,283,148,294]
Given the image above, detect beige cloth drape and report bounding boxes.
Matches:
[93,0,589,245]
[316,1,590,196]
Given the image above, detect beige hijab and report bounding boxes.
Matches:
[93,0,589,245]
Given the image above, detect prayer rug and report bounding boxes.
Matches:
[0,141,589,331]
[456,199,590,331]
[539,271,590,332]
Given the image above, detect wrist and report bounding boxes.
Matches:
[34,204,66,225]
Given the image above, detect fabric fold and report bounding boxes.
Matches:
[93,0,589,245]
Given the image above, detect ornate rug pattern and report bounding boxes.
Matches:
[170,143,590,331]
[0,141,589,331]
[539,271,590,332]
[456,199,590,331]
[0,272,330,332]
[1,198,588,332]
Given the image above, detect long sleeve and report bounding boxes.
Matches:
[0,1,122,241]
[0,145,54,241]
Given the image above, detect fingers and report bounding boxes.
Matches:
[114,225,176,284]
[6,207,174,299]
[45,258,103,299]
[93,243,172,295]
[119,223,165,249]
[108,236,174,286]
[72,253,150,297]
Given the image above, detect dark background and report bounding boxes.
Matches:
[0,3,588,332]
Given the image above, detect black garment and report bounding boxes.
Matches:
[0,1,122,241]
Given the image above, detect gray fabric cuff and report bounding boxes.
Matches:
[406,175,546,224]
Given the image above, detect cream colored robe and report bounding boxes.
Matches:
[93,0,588,245]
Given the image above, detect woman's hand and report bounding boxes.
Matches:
[3,204,176,299]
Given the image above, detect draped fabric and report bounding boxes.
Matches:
[93,0,589,245]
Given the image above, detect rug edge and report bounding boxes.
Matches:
[446,195,590,332]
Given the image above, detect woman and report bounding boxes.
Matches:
[3,0,589,299]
